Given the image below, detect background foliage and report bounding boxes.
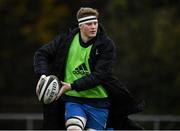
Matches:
[0,0,179,127]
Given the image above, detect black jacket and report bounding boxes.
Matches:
[34,25,144,129]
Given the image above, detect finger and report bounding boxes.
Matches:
[36,82,40,97]
[55,90,62,100]
[55,86,64,100]
[55,83,63,100]
[61,81,66,85]
[36,75,46,97]
[36,88,39,96]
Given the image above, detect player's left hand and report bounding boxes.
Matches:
[55,81,71,100]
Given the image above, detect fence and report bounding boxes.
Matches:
[0,113,180,130]
[129,114,180,130]
[0,113,42,130]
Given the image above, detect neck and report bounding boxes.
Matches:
[80,32,92,43]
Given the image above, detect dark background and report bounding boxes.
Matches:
[0,0,180,129]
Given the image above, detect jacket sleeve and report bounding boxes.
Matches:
[33,35,61,78]
[71,39,116,91]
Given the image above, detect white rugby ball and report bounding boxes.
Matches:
[38,75,60,104]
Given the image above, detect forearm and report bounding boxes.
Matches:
[71,70,113,91]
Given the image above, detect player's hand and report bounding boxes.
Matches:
[36,75,46,97]
[55,81,72,100]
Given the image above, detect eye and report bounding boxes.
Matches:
[86,23,92,26]
[85,22,98,26]
[93,22,97,25]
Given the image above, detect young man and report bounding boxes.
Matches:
[34,7,144,130]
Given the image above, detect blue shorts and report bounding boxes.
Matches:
[65,102,109,130]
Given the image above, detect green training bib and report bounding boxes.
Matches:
[64,33,108,98]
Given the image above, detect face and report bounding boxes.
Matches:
[80,21,98,40]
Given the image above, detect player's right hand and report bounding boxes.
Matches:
[36,75,46,97]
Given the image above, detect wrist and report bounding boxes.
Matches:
[70,83,76,90]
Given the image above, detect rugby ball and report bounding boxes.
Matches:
[37,75,60,104]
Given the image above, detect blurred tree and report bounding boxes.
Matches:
[0,0,110,112]
[0,0,180,117]
[105,0,180,114]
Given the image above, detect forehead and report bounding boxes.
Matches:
[84,21,98,25]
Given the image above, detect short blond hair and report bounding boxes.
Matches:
[76,7,99,20]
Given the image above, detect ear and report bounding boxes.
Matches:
[79,24,82,29]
